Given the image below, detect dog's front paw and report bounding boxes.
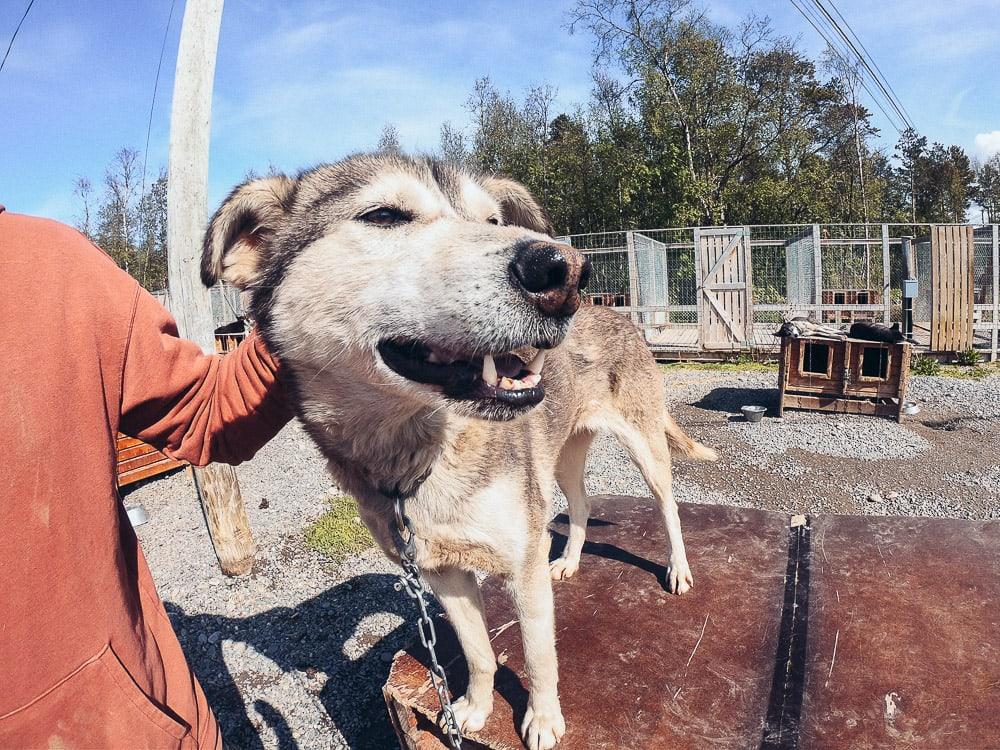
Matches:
[449,694,492,734]
[549,557,579,581]
[667,560,693,595]
[521,702,566,750]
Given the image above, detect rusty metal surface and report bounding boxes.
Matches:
[386,497,790,749]
[802,514,1000,748]
[385,504,1000,749]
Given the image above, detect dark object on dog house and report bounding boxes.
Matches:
[383,498,1000,749]
[777,336,911,422]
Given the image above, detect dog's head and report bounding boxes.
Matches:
[201,153,590,421]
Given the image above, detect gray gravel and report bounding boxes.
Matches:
[127,369,1000,749]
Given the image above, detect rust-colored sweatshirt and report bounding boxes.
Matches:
[0,208,293,749]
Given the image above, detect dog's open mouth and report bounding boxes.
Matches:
[377,339,546,411]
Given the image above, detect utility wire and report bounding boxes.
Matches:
[812,0,914,131]
[141,0,178,198]
[0,0,36,75]
[820,0,914,127]
[137,0,178,289]
[789,0,904,133]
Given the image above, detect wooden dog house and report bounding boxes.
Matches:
[778,336,911,422]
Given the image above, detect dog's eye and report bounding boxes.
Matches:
[358,207,412,227]
[486,216,500,225]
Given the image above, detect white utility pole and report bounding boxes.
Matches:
[167,0,256,576]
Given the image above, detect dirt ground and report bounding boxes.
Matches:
[127,366,1000,749]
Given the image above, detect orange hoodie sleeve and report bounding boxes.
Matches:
[119,286,293,466]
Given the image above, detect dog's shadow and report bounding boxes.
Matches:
[166,573,415,750]
[168,521,674,748]
[549,513,670,591]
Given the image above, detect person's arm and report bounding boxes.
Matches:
[119,286,293,466]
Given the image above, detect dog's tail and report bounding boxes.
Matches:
[664,411,718,461]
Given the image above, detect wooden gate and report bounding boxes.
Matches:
[929,225,974,352]
[695,227,753,349]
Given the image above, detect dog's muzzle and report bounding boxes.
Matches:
[509,240,591,319]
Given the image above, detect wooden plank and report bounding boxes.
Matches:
[742,228,755,344]
[781,393,899,418]
[115,435,146,450]
[117,457,186,487]
[116,442,160,463]
[117,450,178,474]
[961,224,968,349]
[693,228,706,351]
[778,337,789,417]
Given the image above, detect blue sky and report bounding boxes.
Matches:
[2,0,998,225]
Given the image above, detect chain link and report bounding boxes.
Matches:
[392,496,464,749]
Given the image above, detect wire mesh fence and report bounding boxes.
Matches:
[562,223,1000,359]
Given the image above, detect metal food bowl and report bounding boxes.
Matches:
[741,405,767,423]
[127,505,149,528]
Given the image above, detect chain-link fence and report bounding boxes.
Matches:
[562,223,1000,359]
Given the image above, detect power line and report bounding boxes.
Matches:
[821,0,915,129]
[141,0,178,197]
[788,0,904,133]
[811,0,914,131]
[0,0,36,75]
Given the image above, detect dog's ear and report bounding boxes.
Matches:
[480,176,554,235]
[201,175,296,288]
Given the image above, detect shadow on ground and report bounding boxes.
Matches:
[165,573,420,750]
[692,386,780,417]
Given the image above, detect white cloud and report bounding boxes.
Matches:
[974,131,1000,159]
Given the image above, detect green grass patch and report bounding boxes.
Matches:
[935,363,998,380]
[659,360,777,374]
[304,495,374,561]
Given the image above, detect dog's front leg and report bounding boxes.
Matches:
[424,567,496,734]
[512,548,566,749]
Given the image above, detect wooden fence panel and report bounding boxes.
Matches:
[930,225,974,352]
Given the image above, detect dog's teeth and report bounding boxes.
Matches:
[499,376,515,390]
[521,373,541,388]
[526,349,545,374]
[483,354,499,387]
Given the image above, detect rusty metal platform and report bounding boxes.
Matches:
[384,498,1000,749]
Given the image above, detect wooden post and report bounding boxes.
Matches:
[167,0,256,576]
[812,224,822,309]
[625,231,641,326]
[993,224,999,362]
[881,224,891,324]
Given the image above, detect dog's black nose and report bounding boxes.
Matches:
[510,241,590,317]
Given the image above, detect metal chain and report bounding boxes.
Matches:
[392,496,464,749]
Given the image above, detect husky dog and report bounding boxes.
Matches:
[773,316,846,339]
[201,153,717,749]
[849,321,906,343]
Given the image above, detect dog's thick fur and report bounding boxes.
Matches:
[202,153,716,748]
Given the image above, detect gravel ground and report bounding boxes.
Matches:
[127,368,1000,749]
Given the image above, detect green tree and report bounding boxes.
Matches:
[973,154,1000,223]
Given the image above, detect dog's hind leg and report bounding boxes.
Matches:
[550,429,595,581]
[604,414,693,595]
[423,567,496,733]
